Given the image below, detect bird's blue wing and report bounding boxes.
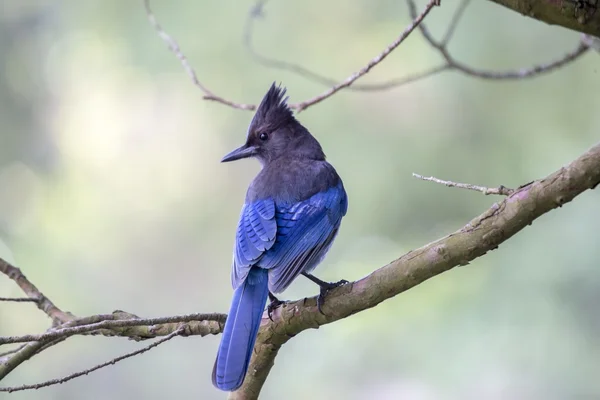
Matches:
[259,182,347,293]
[231,198,277,288]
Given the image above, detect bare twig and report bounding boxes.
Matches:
[243,0,447,91]
[244,0,588,93]
[0,328,184,393]
[441,0,472,46]
[145,0,439,111]
[0,258,73,324]
[407,0,590,80]
[0,312,226,345]
[0,297,37,302]
[242,0,335,87]
[412,173,514,195]
[291,0,439,112]
[0,311,224,381]
[143,0,256,110]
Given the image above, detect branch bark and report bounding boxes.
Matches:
[0,259,73,325]
[229,141,600,398]
[487,0,600,38]
[0,310,225,381]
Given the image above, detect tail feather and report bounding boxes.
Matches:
[212,268,269,391]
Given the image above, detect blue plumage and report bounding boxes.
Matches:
[259,183,347,293]
[213,83,348,391]
[213,267,269,391]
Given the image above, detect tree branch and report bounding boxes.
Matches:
[487,0,600,38]
[0,297,37,302]
[0,259,73,325]
[0,309,224,381]
[241,0,451,91]
[0,344,26,358]
[3,2,598,394]
[2,140,599,396]
[243,0,589,92]
[0,311,225,345]
[0,265,225,382]
[229,141,600,398]
[412,173,514,195]
[4,141,599,396]
[0,328,185,393]
[408,0,591,80]
[243,0,451,91]
[144,0,440,111]
[290,0,439,112]
[0,339,66,380]
[142,0,256,110]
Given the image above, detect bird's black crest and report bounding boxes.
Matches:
[252,83,295,129]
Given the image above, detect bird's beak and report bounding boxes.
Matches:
[221,144,257,163]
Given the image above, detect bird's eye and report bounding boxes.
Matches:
[259,132,269,141]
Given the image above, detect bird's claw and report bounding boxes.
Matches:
[267,292,285,321]
[316,279,349,315]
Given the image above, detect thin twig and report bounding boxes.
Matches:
[412,173,514,196]
[243,0,446,92]
[145,0,589,114]
[143,0,256,110]
[407,0,590,80]
[145,0,439,112]
[0,312,226,345]
[346,65,451,91]
[0,297,37,302]
[292,0,440,112]
[242,0,587,95]
[441,0,471,46]
[0,258,73,324]
[0,328,184,393]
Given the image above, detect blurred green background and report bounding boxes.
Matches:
[1,1,599,399]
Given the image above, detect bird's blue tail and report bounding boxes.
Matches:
[212,267,269,391]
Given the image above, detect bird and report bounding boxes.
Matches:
[212,83,349,391]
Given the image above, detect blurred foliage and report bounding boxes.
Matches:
[0,1,599,399]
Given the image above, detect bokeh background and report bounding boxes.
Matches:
[1,1,599,399]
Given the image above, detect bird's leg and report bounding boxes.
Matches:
[267,291,284,321]
[301,272,349,314]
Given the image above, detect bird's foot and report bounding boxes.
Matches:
[301,272,349,314]
[316,279,349,315]
[267,292,285,321]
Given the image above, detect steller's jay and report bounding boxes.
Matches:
[212,83,348,391]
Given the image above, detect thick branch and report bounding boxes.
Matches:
[487,0,600,38]
[230,142,600,398]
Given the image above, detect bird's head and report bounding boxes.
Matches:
[221,83,325,165]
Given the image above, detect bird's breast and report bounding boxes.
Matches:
[246,159,342,205]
